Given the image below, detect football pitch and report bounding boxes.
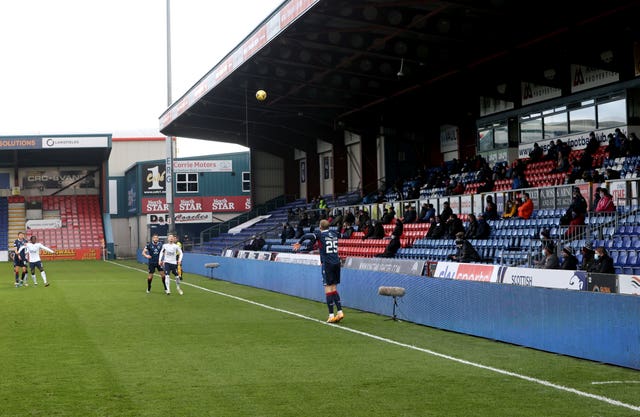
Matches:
[1,260,638,417]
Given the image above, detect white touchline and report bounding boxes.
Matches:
[109,261,640,413]
[592,381,640,385]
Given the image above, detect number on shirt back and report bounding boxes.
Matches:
[325,237,338,254]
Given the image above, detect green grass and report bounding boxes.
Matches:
[0,260,638,416]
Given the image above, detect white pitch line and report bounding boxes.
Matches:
[592,381,640,385]
[108,261,640,413]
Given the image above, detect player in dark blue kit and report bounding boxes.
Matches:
[142,234,166,293]
[294,219,344,323]
[12,232,28,287]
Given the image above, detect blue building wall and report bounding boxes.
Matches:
[141,251,640,370]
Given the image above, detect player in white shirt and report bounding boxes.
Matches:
[159,233,184,295]
[19,236,55,286]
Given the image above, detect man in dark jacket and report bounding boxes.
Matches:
[448,232,481,263]
[560,246,578,270]
[593,247,615,274]
[474,214,491,239]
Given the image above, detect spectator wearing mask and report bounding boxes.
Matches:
[536,243,559,269]
[560,246,578,270]
[579,242,596,272]
[465,213,478,239]
[593,247,615,274]
[339,222,355,239]
[595,188,615,213]
[517,193,534,219]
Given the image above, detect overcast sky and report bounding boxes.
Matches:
[0,0,283,156]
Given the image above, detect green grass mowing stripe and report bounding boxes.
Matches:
[112,260,640,415]
[2,260,639,416]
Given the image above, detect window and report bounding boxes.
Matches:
[494,125,508,148]
[242,172,251,193]
[478,128,494,152]
[176,173,198,193]
[569,106,596,133]
[520,118,542,143]
[597,98,626,128]
[543,113,568,138]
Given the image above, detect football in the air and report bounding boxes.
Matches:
[255,90,267,101]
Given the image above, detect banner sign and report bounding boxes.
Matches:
[40,248,101,261]
[0,137,41,149]
[618,274,640,295]
[517,128,617,159]
[497,266,586,290]
[521,82,562,106]
[42,136,109,149]
[142,163,166,195]
[274,252,321,265]
[439,125,459,153]
[26,219,62,229]
[142,196,251,214]
[147,214,172,225]
[173,160,232,173]
[236,250,273,261]
[588,273,618,293]
[174,212,212,224]
[432,262,499,282]
[571,64,619,93]
[21,168,97,190]
[343,257,425,276]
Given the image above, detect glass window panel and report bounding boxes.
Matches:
[544,112,568,138]
[569,106,596,133]
[520,118,542,143]
[494,126,508,149]
[597,99,626,128]
[478,129,493,152]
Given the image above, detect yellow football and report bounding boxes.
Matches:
[255,89,267,101]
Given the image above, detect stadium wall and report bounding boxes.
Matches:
[172,253,640,370]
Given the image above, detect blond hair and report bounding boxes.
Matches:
[319,219,330,230]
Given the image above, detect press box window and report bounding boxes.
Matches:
[176,173,198,193]
[242,172,251,192]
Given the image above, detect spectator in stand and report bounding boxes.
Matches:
[363,220,385,240]
[628,132,640,156]
[439,201,453,223]
[593,247,615,274]
[418,203,429,222]
[448,232,481,263]
[592,186,602,210]
[330,209,343,228]
[299,212,310,228]
[376,235,401,258]
[579,242,596,272]
[550,152,570,173]
[529,142,543,162]
[381,207,395,224]
[585,131,600,156]
[403,204,417,224]
[446,213,465,239]
[294,225,305,239]
[280,222,295,244]
[423,203,436,222]
[344,209,355,226]
[244,235,265,251]
[606,133,619,159]
[391,217,404,240]
[339,221,355,239]
[502,198,517,219]
[561,187,587,227]
[426,216,445,239]
[595,188,616,213]
[512,172,529,190]
[517,192,534,219]
[539,228,555,253]
[546,140,558,162]
[465,213,478,239]
[357,209,370,228]
[483,195,499,220]
[536,243,559,269]
[560,246,578,270]
[474,214,491,239]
